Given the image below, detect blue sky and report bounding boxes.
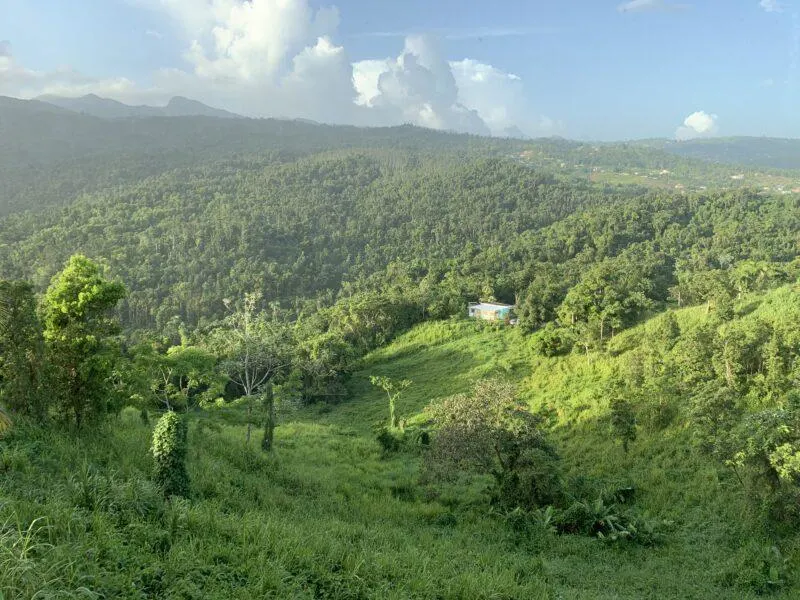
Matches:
[0,0,798,140]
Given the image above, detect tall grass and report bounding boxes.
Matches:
[1,296,799,597]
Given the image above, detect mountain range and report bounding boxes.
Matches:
[34,94,242,120]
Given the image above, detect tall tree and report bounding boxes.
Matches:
[211,293,291,443]
[41,255,126,426]
[0,280,45,418]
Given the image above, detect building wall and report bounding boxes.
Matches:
[469,307,511,321]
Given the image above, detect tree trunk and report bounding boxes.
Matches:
[246,400,253,445]
[261,384,275,452]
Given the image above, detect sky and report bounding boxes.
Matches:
[0,0,798,140]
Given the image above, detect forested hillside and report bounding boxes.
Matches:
[3,109,800,598]
[0,96,516,216]
[5,96,797,219]
[2,288,800,598]
[1,149,798,333]
[658,137,800,170]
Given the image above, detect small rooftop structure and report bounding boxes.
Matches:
[468,302,516,323]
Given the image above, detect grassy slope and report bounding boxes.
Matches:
[2,296,799,598]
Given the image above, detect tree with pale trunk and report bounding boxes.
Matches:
[370,375,412,429]
[211,292,292,445]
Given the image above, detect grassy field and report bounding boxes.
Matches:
[2,305,799,598]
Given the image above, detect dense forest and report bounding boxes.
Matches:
[656,137,800,171]
[2,106,800,597]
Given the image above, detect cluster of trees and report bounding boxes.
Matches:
[1,151,797,341]
[598,289,800,527]
[0,255,431,434]
[0,255,125,425]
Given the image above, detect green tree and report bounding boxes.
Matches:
[211,293,291,444]
[425,379,561,510]
[41,255,126,426]
[610,399,637,453]
[152,411,190,498]
[155,345,223,412]
[370,375,412,429]
[0,280,45,418]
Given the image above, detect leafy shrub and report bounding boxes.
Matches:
[554,501,593,535]
[425,379,563,511]
[530,323,574,357]
[492,446,563,511]
[152,412,190,499]
[717,544,792,594]
[375,426,401,454]
[554,497,666,545]
[638,393,679,431]
[609,398,637,453]
[375,425,431,456]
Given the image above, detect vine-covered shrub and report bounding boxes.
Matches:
[152,411,189,498]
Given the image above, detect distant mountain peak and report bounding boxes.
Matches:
[35,94,242,120]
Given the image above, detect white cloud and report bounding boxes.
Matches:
[450,59,561,137]
[617,0,690,13]
[363,35,489,135]
[760,0,783,12]
[675,110,719,140]
[352,59,390,107]
[177,0,334,82]
[3,1,555,137]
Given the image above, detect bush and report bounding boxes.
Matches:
[152,411,190,499]
[375,425,431,456]
[609,398,637,453]
[530,323,574,357]
[554,497,666,545]
[425,379,562,511]
[375,426,402,454]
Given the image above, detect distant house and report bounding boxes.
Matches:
[468,302,516,324]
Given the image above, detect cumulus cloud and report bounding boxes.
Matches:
[760,0,783,12]
[449,59,561,137]
[351,46,558,137]
[3,0,555,137]
[618,0,690,13]
[358,35,489,135]
[675,110,719,140]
